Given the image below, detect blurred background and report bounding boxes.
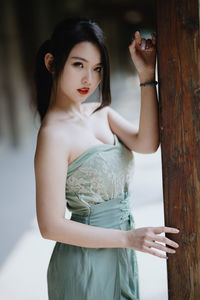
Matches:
[0,0,187,299]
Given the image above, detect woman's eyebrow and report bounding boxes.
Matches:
[70,56,103,65]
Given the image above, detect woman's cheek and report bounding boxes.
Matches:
[94,72,102,84]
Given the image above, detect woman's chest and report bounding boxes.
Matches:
[67,109,115,165]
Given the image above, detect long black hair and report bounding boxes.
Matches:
[34,17,111,122]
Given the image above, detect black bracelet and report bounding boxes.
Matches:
[140,80,158,87]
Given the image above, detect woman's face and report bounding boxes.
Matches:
[57,41,103,103]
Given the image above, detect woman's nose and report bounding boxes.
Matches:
[82,70,92,85]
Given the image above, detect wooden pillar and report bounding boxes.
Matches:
[156,0,200,299]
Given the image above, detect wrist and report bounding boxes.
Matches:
[117,230,128,248]
[138,72,155,84]
[121,230,131,248]
[140,80,158,87]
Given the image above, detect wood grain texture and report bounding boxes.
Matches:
[156,0,200,299]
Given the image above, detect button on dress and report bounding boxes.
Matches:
[47,134,140,300]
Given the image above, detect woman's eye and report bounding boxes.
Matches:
[94,67,102,72]
[73,62,83,68]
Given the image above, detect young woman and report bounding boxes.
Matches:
[34,17,179,300]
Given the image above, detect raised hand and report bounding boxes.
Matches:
[128,31,156,81]
[126,226,179,259]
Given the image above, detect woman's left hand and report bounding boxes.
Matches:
[128,31,156,80]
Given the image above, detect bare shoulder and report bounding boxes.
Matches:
[34,123,69,165]
[36,123,68,148]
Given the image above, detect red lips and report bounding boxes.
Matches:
[77,88,90,95]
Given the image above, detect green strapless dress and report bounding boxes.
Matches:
[47,134,140,300]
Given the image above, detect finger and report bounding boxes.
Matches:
[146,241,176,254]
[134,31,141,45]
[145,39,153,50]
[140,38,146,50]
[129,39,136,53]
[153,226,179,234]
[143,246,167,259]
[151,33,156,45]
[154,235,179,248]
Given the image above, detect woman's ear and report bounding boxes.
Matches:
[44,53,55,74]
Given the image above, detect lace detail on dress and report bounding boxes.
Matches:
[65,137,134,212]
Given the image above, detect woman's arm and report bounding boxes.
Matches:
[107,31,159,154]
[129,31,159,153]
[135,73,159,153]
